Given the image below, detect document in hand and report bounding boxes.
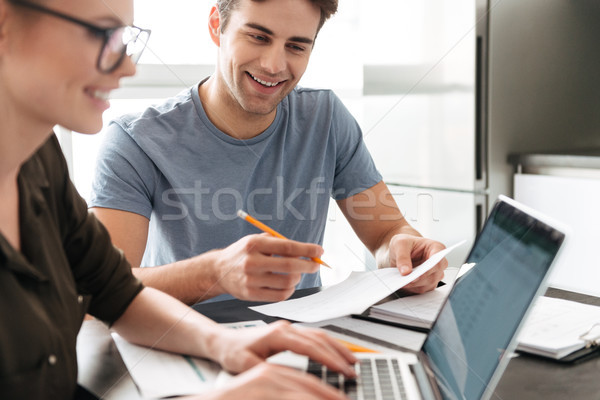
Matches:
[517,296,600,361]
[250,241,465,323]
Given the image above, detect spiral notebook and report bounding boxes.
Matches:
[516,295,600,362]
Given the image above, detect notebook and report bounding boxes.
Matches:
[287,195,568,400]
[364,278,454,330]
[516,296,600,362]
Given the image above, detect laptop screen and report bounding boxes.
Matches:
[422,198,565,400]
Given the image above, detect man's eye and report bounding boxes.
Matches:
[289,44,305,52]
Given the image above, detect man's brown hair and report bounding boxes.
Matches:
[216,0,338,37]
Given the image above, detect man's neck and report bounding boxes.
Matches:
[198,77,277,140]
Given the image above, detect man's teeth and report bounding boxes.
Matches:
[91,90,110,100]
[250,74,280,87]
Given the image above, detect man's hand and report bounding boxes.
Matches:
[386,234,447,294]
[208,320,357,377]
[209,234,324,302]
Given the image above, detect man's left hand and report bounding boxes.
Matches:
[386,234,448,294]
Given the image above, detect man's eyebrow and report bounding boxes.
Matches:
[245,23,314,45]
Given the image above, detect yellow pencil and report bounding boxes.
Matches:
[237,210,332,268]
[335,338,379,353]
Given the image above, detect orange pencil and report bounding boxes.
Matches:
[237,210,331,268]
[335,338,379,353]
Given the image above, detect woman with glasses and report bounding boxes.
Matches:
[0,0,356,399]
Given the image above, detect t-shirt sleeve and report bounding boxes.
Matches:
[329,94,382,200]
[46,137,144,325]
[89,120,157,219]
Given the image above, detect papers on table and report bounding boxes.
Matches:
[220,320,267,329]
[368,281,453,329]
[250,241,465,323]
[111,333,221,399]
[517,296,600,360]
[112,320,266,399]
[366,266,462,329]
[77,320,141,400]
[299,315,428,353]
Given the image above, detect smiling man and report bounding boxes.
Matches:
[90,0,448,306]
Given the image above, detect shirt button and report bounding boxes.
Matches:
[48,354,57,366]
[77,295,83,304]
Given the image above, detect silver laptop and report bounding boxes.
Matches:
[305,195,568,400]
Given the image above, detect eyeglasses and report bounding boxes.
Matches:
[8,0,151,74]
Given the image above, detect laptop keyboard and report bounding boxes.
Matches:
[307,358,408,400]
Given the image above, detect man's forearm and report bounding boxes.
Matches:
[132,250,225,305]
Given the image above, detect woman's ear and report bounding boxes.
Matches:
[208,5,221,47]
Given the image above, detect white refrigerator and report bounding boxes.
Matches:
[322,0,488,282]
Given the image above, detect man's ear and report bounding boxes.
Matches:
[208,5,221,47]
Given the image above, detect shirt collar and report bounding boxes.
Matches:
[0,146,51,281]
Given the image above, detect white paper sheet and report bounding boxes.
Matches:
[250,241,465,323]
[368,266,462,329]
[111,321,266,399]
[369,284,453,329]
[220,320,267,329]
[517,296,600,359]
[111,334,221,399]
[77,320,142,400]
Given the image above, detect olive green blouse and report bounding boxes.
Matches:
[0,135,144,399]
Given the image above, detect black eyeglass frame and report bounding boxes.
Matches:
[8,0,151,73]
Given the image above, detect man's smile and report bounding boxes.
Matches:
[247,72,284,87]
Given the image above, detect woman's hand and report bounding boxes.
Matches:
[207,320,357,377]
[193,363,349,400]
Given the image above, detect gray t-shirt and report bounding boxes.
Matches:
[90,82,381,302]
